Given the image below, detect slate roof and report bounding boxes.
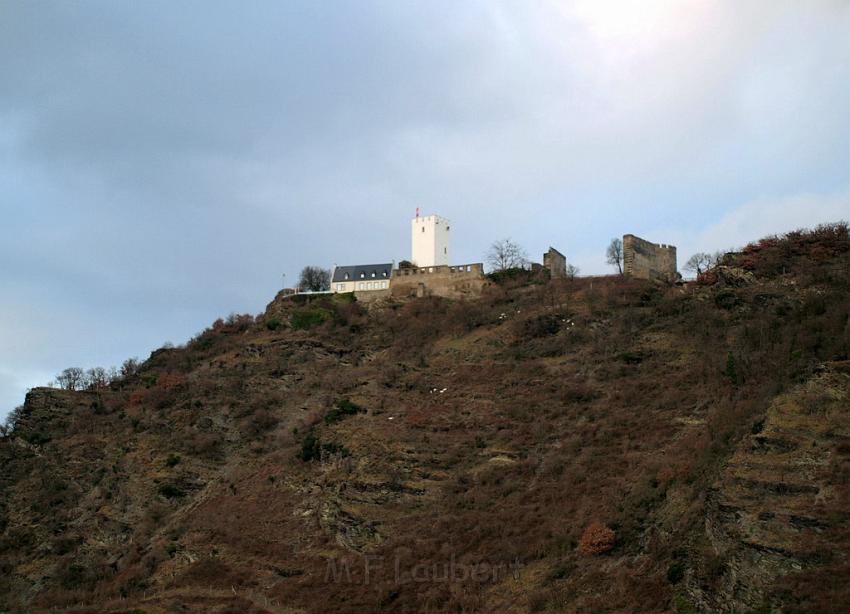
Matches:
[332,263,393,283]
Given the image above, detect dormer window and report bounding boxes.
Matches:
[360,272,365,278]
[371,272,376,278]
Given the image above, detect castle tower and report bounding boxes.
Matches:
[411,213,450,267]
[623,234,678,282]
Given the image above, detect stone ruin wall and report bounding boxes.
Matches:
[391,263,487,299]
[543,247,567,278]
[623,234,678,282]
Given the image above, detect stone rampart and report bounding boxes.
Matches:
[391,263,487,299]
[623,234,677,282]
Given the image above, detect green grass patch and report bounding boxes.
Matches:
[290,307,333,329]
[325,398,365,424]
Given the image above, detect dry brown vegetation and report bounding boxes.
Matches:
[1,224,849,613]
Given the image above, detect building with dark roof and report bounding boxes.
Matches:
[331,263,393,293]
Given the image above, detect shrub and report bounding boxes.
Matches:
[298,429,350,461]
[59,563,92,590]
[156,373,185,390]
[724,352,739,385]
[224,313,255,332]
[165,454,181,468]
[714,289,741,310]
[158,484,186,499]
[325,399,365,424]
[521,313,563,338]
[667,561,686,584]
[291,307,333,330]
[488,267,535,285]
[22,432,51,446]
[332,292,356,304]
[578,522,615,555]
[321,441,351,457]
[299,430,321,462]
[619,351,646,365]
[247,409,279,435]
[265,318,282,331]
[673,593,694,614]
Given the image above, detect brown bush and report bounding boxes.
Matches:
[156,372,185,390]
[579,522,616,555]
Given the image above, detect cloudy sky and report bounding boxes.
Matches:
[2,0,850,419]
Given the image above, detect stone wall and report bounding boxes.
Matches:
[543,247,567,278]
[623,234,678,282]
[391,263,487,299]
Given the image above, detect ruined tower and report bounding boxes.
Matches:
[623,234,678,282]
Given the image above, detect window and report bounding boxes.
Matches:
[444,247,447,254]
[381,281,388,289]
[446,226,450,231]
[360,272,365,278]
[382,271,387,277]
[421,227,425,233]
[371,272,375,278]
[337,284,344,291]
[359,282,365,290]
[344,273,349,280]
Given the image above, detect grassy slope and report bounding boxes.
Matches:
[1,226,849,613]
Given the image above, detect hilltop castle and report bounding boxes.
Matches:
[330,212,486,300]
[326,215,680,301]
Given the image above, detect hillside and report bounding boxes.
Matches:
[1,224,849,613]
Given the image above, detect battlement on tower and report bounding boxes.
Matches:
[623,234,678,282]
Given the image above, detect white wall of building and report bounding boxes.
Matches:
[332,279,390,293]
[411,214,450,267]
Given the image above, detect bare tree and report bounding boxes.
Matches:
[298,266,331,292]
[1,405,24,437]
[684,252,713,276]
[56,367,85,391]
[85,367,110,389]
[486,239,528,272]
[685,251,726,277]
[606,238,623,274]
[121,357,141,378]
[565,264,580,280]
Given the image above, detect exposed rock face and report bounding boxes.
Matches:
[699,266,757,287]
[690,371,850,612]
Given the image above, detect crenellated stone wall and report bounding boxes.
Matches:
[623,234,678,282]
[391,263,487,299]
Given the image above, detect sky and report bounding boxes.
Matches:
[2,0,850,420]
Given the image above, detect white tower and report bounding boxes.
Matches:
[411,212,450,267]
